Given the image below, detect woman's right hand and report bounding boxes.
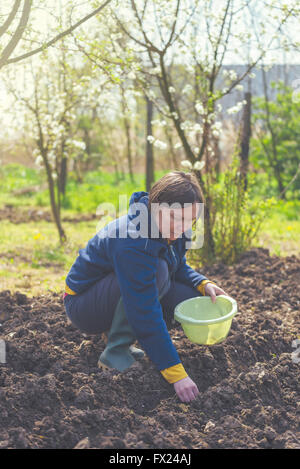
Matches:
[173,376,199,403]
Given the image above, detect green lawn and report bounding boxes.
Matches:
[256,200,300,257]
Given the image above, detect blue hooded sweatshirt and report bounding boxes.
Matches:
[64,191,208,382]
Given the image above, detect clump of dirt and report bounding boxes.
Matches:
[0,248,299,449]
[0,204,97,224]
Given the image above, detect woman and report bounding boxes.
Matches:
[63,171,228,403]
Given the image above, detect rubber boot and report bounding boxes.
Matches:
[101,332,145,360]
[98,296,142,372]
[129,345,145,360]
[98,265,171,372]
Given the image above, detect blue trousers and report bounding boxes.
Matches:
[63,259,202,335]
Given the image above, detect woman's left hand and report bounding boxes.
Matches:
[204,282,229,303]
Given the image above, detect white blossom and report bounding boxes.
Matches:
[211,121,222,137]
[229,70,237,81]
[151,119,167,127]
[180,120,198,131]
[153,139,167,150]
[207,112,216,123]
[35,155,43,167]
[223,69,237,81]
[71,140,86,151]
[147,135,155,144]
[193,161,205,171]
[168,86,176,94]
[48,150,56,162]
[112,32,122,40]
[174,142,182,149]
[182,84,193,95]
[149,67,161,76]
[181,160,192,169]
[128,71,136,80]
[195,102,205,115]
[227,100,246,115]
[227,106,238,115]
[193,123,202,134]
[213,121,222,130]
[147,89,156,99]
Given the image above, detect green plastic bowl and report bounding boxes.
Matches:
[174,295,238,345]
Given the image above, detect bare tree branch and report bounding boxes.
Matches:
[0,0,21,37]
[0,0,112,69]
[112,10,149,51]
[219,3,297,100]
[162,0,181,53]
[163,0,199,53]
[0,0,32,68]
[211,0,232,79]
[130,0,161,53]
[152,0,165,48]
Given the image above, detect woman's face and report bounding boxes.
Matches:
[154,202,200,241]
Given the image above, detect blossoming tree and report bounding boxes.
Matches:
[4,48,100,242]
[99,0,300,257]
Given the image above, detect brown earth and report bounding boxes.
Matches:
[0,204,97,224]
[0,248,299,449]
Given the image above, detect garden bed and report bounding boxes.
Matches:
[0,248,299,449]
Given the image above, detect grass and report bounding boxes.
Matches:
[255,200,300,257]
[0,163,168,212]
[0,219,97,296]
[0,163,299,296]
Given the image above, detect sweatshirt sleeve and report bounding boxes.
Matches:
[174,251,208,289]
[112,245,187,383]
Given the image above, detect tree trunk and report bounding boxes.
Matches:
[145,96,154,191]
[239,91,252,191]
[114,163,120,184]
[261,67,285,199]
[83,127,92,172]
[43,151,66,243]
[124,116,135,183]
[213,136,221,182]
[74,157,83,184]
[194,170,215,259]
[165,126,179,169]
[59,155,68,196]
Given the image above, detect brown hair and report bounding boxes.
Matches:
[148,171,204,208]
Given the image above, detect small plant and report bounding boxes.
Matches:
[213,160,276,263]
[190,158,276,265]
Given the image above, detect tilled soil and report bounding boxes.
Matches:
[0,248,299,449]
[0,204,97,224]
